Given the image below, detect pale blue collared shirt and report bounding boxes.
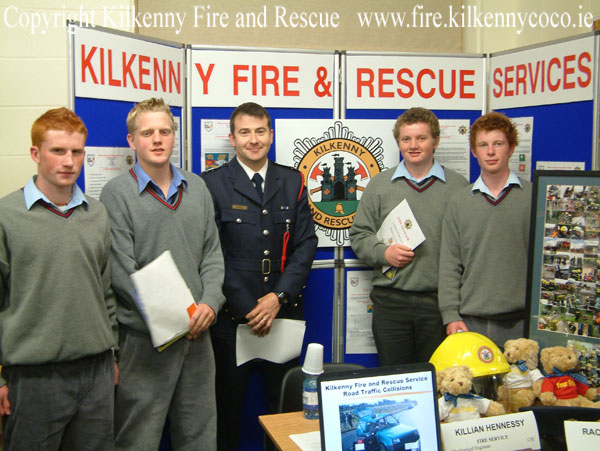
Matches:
[391,159,446,183]
[133,162,187,204]
[472,171,522,199]
[24,176,88,211]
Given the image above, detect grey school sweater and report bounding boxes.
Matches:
[100,169,225,334]
[0,190,117,383]
[438,180,532,324]
[349,165,469,292]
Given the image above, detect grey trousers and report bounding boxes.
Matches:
[461,315,525,349]
[371,287,445,366]
[2,350,114,451]
[114,327,216,451]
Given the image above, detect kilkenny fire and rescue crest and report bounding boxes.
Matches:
[292,121,386,245]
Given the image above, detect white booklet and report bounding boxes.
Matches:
[376,199,426,273]
[130,250,197,351]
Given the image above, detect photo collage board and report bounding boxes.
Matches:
[529,171,600,387]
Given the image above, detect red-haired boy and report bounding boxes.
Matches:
[439,112,532,346]
[0,108,117,449]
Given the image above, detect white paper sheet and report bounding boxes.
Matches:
[236,319,306,366]
[510,116,534,180]
[130,250,195,349]
[345,271,376,354]
[290,431,321,451]
[377,199,425,250]
[84,146,135,199]
[436,119,471,180]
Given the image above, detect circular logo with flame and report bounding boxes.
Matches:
[292,121,385,245]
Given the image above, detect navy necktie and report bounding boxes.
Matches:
[252,173,263,200]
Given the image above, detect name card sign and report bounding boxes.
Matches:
[564,420,600,449]
[440,411,540,451]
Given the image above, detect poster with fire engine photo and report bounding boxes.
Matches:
[527,171,600,350]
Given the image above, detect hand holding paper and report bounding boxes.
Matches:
[187,303,215,340]
[245,292,281,337]
[383,243,414,268]
[377,199,425,273]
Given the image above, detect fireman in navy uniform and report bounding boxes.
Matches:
[201,102,317,451]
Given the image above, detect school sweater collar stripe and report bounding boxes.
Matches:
[482,185,514,206]
[129,168,183,210]
[20,186,76,218]
[39,201,75,218]
[404,177,437,192]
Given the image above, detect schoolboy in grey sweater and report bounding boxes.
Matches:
[100,98,224,451]
[350,108,468,365]
[0,108,117,450]
[439,112,532,346]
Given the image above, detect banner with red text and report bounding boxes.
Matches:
[73,26,184,107]
[345,53,485,110]
[489,35,594,109]
[189,48,335,108]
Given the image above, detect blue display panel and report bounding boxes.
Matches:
[74,97,183,191]
[495,100,594,173]
[345,108,483,183]
[190,106,334,175]
[343,269,380,369]
[302,268,336,362]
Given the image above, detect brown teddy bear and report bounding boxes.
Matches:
[539,346,600,407]
[497,338,545,412]
[437,365,505,422]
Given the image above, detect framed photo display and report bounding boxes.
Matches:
[527,171,600,385]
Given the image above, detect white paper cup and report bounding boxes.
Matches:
[302,343,324,375]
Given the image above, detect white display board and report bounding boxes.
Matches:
[345,53,485,110]
[189,48,336,108]
[489,35,594,109]
[73,26,185,106]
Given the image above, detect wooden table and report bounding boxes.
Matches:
[259,411,320,450]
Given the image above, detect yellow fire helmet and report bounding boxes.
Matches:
[429,331,510,377]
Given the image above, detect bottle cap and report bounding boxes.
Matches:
[302,343,324,375]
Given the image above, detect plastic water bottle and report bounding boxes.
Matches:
[302,343,324,419]
[302,372,319,419]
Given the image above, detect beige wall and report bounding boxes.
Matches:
[0,0,598,196]
[463,0,600,53]
[137,0,462,53]
[0,0,133,197]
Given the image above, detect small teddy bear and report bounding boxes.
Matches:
[539,346,600,407]
[497,338,545,412]
[437,365,505,423]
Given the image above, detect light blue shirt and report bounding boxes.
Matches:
[472,171,522,199]
[133,162,187,204]
[391,159,446,183]
[24,176,88,211]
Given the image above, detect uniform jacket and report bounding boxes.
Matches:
[201,157,317,334]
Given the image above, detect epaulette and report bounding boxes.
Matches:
[272,161,300,173]
[202,162,229,175]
